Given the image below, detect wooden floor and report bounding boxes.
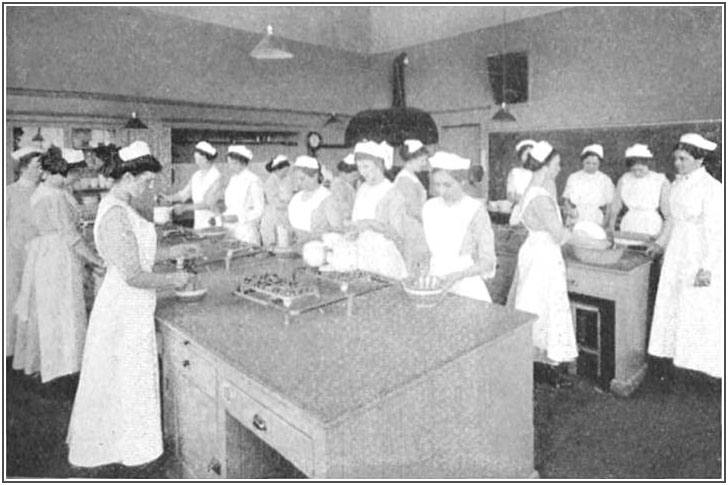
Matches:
[4,358,722,479]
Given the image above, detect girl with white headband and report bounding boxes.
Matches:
[221,145,265,245]
[161,140,223,229]
[260,154,294,246]
[562,143,615,226]
[329,152,360,224]
[608,143,670,237]
[287,155,340,242]
[647,133,723,382]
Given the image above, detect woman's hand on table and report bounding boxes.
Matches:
[694,268,712,287]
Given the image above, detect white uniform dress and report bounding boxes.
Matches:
[223,168,265,244]
[509,187,578,363]
[648,167,724,378]
[563,170,615,225]
[352,179,409,280]
[67,194,162,467]
[13,183,87,382]
[423,195,493,301]
[394,169,427,221]
[507,167,533,201]
[288,186,331,233]
[617,170,667,236]
[177,166,221,229]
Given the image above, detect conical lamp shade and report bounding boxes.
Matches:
[250,25,293,60]
[124,112,148,129]
[492,103,517,122]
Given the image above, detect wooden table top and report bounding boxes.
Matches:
[156,256,535,425]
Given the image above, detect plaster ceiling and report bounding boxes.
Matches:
[138,5,571,54]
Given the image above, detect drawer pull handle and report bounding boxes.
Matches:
[207,458,221,475]
[182,359,190,368]
[183,340,190,346]
[568,279,577,287]
[252,414,267,432]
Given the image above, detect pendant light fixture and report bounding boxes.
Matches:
[323,112,343,127]
[31,127,44,143]
[492,8,517,122]
[250,25,293,60]
[124,111,148,129]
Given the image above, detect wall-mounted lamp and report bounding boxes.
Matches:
[124,112,148,129]
[250,25,293,60]
[31,127,44,143]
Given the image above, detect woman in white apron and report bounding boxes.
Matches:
[350,141,414,280]
[260,155,294,246]
[647,133,724,381]
[328,153,360,225]
[507,139,536,205]
[287,155,340,243]
[13,147,103,383]
[6,147,42,357]
[221,145,264,245]
[562,144,615,226]
[508,141,578,388]
[423,152,495,301]
[608,144,670,238]
[67,141,193,469]
[395,140,429,221]
[161,140,222,229]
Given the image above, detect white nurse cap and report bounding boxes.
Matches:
[581,144,604,159]
[515,139,537,152]
[354,140,394,170]
[530,141,555,164]
[62,148,86,165]
[228,145,253,160]
[119,141,152,162]
[294,155,320,170]
[195,141,217,157]
[428,151,471,171]
[11,146,42,161]
[341,153,356,166]
[625,144,653,159]
[679,133,717,151]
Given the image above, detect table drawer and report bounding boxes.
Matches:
[565,266,620,299]
[221,380,313,477]
[167,334,217,398]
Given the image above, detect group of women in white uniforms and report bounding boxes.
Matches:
[506,133,723,382]
[5,128,721,473]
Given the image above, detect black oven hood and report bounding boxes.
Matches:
[344,53,438,147]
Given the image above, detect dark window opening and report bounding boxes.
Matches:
[487,52,529,105]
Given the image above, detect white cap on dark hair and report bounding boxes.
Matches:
[428,151,470,171]
[581,144,604,159]
[270,154,289,169]
[119,141,152,162]
[403,139,424,153]
[11,146,42,161]
[341,153,356,166]
[515,139,537,152]
[625,144,653,159]
[530,141,555,164]
[679,133,717,151]
[228,145,252,160]
[355,140,394,170]
[62,148,86,165]
[294,155,320,170]
[195,141,217,157]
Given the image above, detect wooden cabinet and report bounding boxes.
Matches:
[161,325,222,479]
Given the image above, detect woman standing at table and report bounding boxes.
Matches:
[6,147,42,358]
[221,145,265,245]
[350,141,424,279]
[260,155,294,246]
[287,155,340,242]
[562,144,615,226]
[507,139,536,205]
[394,139,429,221]
[328,153,360,224]
[161,141,222,229]
[647,133,724,381]
[13,146,103,383]
[508,141,578,388]
[608,144,670,238]
[422,151,495,301]
[67,141,194,469]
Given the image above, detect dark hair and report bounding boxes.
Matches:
[581,151,602,162]
[38,146,68,177]
[673,142,711,162]
[516,145,533,160]
[296,166,323,184]
[399,144,428,162]
[228,151,251,166]
[15,151,42,175]
[523,148,559,172]
[336,159,358,174]
[195,143,217,161]
[432,167,470,183]
[469,164,484,184]
[101,152,162,180]
[265,156,290,173]
[625,157,653,169]
[93,143,120,164]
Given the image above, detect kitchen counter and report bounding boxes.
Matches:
[156,256,538,478]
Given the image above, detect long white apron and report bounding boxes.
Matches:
[223,170,263,245]
[564,171,613,225]
[191,166,221,229]
[648,168,724,378]
[352,180,408,280]
[619,171,665,237]
[67,194,162,467]
[288,186,331,233]
[13,184,86,382]
[423,196,491,301]
[510,187,578,364]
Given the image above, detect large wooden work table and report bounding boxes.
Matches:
[155,256,537,479]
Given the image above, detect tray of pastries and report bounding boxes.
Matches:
[294,266,392,293]
[234,272,321,308]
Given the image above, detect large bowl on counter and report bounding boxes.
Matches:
[401,275,448,309]
[568,243,625,266]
